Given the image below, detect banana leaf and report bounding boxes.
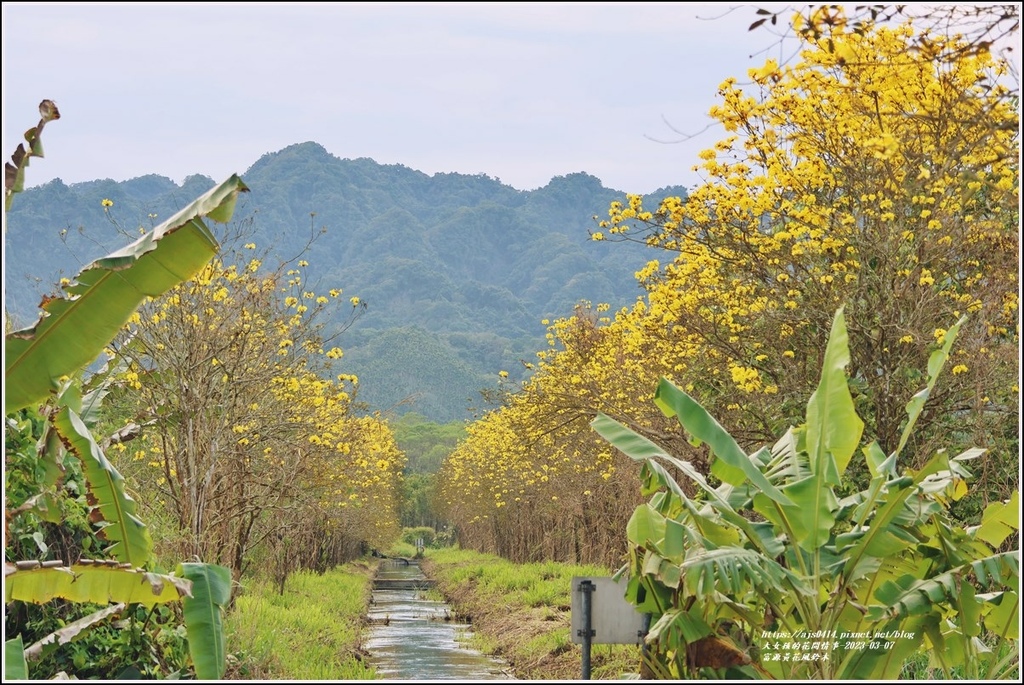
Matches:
[654,377,790,505]
[4,636,28,680]
[179,562,232,680]
[805,307,863,486]
[51,405,152,566]
[4,563,191,607]
[24,603,125,662]
[5,99,60,211]
[5,175,248,413]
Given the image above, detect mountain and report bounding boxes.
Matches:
[3,142,688,421]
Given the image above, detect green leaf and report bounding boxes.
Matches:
[969,492,1020,548]
[678,607,714,642]
[763,430,806,484]
[646,608,683,642]
[755,474,838,552]
[643,548,684,589]
[662,518,686,561]
[805,307,863,484]
[627,504,667,549]
[653,378,791,505]
[79,368,117,427]
[959,581,982,637]
[178,563,231,681]
[863,441,890,478]
[983,591,1019,640]
[4,563,191,606]
[5,636,28,680]
[874,552,1019,622]
[894,315,965,459]
[645,606,712,646]
[592,412,671,462]
[692,512,743,549]
[862,528,915,558]
[680,547,810,599]
[4,174,247,414]
[639,460,668,497]
[593,413,790,559]
[656,556,682,589]
[51,406,153,566]
[841,451,944,579]
[626,574,671,614]
[842,613,930,679]
[746,521,786,558]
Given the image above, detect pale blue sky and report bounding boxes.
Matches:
[0,2,859,194]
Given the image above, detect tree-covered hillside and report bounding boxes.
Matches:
[3,142,687,420]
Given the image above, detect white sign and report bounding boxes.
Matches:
[570,576,648,645]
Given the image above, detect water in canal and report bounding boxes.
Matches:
[364,560,512,680]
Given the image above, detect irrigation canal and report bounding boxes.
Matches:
[364,559,513,680]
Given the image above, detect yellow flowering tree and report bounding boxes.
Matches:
[595,11,1018,504]
[104,242,404,578]
[438,304,665,566]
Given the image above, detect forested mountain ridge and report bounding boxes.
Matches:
[3,142,688,421]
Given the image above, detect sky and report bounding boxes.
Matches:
[1,1,805,196]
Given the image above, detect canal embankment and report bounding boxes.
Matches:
[422,548,644,680]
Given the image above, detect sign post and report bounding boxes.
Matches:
[578,580,594,679]
[571,576,648,680]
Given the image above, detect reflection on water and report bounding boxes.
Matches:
[365,561,512,680]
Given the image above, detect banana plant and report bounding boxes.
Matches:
[592,307,1019,679]
[4,102,245,680]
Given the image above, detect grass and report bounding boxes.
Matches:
[899,637,1020,681]
[223,562,378,680]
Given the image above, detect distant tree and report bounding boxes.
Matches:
[399,473,440,529]
[393,414,467,474]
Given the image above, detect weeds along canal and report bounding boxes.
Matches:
[364,559,513,680]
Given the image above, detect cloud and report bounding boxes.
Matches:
[2,2,783,193]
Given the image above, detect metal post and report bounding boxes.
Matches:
[578,580,595,680]
[640,612,652,676]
